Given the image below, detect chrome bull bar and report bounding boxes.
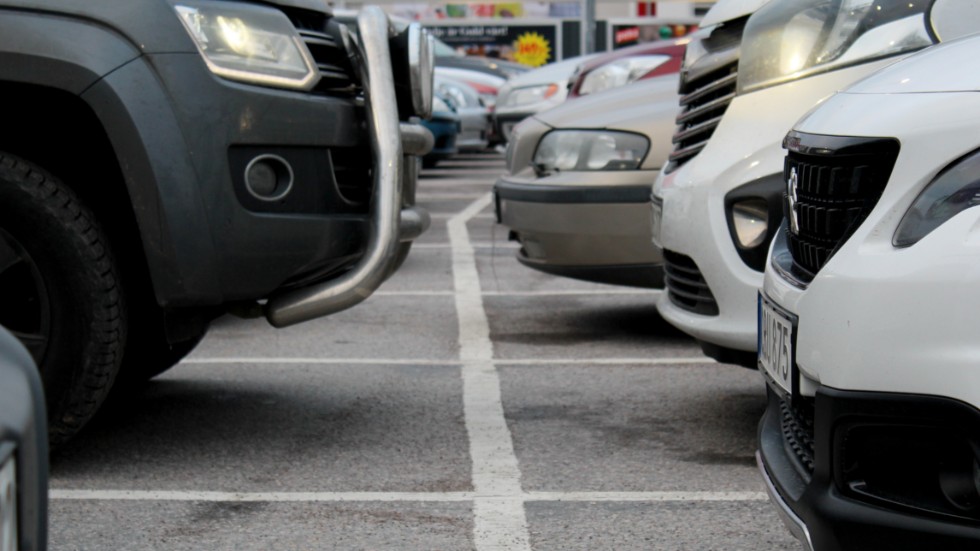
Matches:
[265,7,432,328]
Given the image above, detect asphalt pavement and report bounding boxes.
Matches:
[47,152,800,550]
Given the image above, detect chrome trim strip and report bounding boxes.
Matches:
[265,7,425,327]
[756,451,815,551]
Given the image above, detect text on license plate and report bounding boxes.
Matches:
[758,296,794,396]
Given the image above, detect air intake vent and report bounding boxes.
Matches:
[665,17,747,173]
[281,8,359,96]
[663,250,718,316]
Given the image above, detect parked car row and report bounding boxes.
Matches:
[496,0,980,548]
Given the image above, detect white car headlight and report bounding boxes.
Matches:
[436,81,478,110]
[432,96,453,113]
[578,56,671,96]
[502,84,561,108]
[174,1,319,91]
[532,131,649,175]
[894,150,980,247]
[737,0,935,94]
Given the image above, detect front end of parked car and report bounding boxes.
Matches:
[494,75,679,287]
[758,35,980,550]
[153,2,436,327]
[651,0,943,366]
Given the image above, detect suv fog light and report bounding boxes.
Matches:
[732,199,769,248]
[245,154,293,201]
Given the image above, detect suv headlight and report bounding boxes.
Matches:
[174,1,319,91]
[737,0,935,94]
[894,149,980,247]
[578,56,671,96]
[532,131,649,175]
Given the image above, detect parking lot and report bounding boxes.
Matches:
[47,152,799,550]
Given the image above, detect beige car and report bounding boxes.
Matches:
[494,75,678,287]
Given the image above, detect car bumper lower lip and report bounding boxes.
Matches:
[757,451,814,551]
[494,177,663,286]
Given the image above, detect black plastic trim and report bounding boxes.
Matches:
[723,173,785,272]
[517,255,664,289]
[494,181,652,204]
[760,386,980,551]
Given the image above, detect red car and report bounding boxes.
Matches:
[567,38,688,98]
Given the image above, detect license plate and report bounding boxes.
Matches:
[758,294,795,398]
[650,199,663,248]
[0,454,17,551]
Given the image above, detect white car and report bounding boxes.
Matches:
[758,31,980,550]
[435,76,491,152]
[651,0,977,366]
[494,54,598,144]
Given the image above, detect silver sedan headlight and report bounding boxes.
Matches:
[174,0,319,91]
[578,56,671,96]
[532,130,649,175]
[737,0,935,94]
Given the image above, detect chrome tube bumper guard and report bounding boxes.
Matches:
[265,7,432,328]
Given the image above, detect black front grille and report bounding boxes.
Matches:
[782,132,900,280]
[779,398,815,478]
[663,250,718,316]
[282,8,359,96]
[665,17,747,173]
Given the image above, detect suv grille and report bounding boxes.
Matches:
[663,250,718,316]
[783,133,900,280]
[665,17,748,173]
[779,397,814,478]
[282,9,359,96]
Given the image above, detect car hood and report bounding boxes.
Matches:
[701,0,772,27]
[534,74,679,132]
[844,34,980,95]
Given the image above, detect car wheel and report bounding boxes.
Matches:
[0,152,126,446]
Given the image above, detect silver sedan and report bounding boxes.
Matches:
[494,75,678,287]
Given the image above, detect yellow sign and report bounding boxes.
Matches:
[513,31,551,67]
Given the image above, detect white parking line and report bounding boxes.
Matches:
[371,290,662,297]
[449,193,532,551]
[180,357,712,366]
[431,212,496,220]
[50,490,767,503]
[411,243,519,249]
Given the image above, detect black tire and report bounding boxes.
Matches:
[0,153,126,446]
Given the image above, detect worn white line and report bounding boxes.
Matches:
[371,290,662,297]
[482,290,662,297]
[411,243,519,249]
[180,357,711,366]
[417,193,492,200]
[432,212,495,220]
[50,490,767,503]
[449,193,531,551]
[498,358,712,366]
[181,358,461,366]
